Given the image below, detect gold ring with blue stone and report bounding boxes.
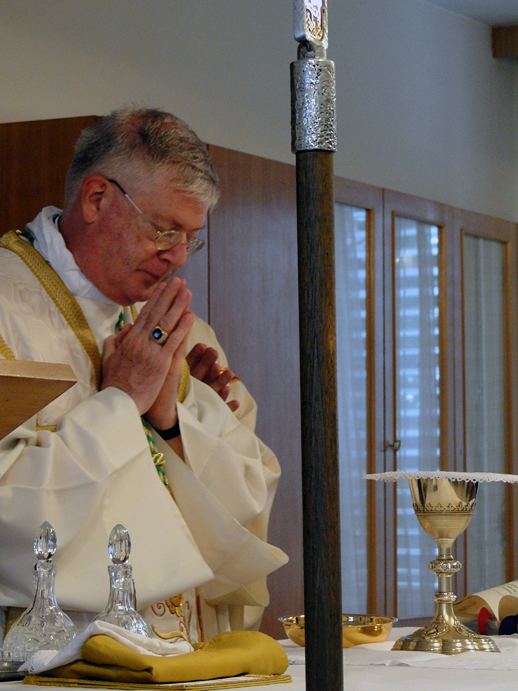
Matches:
[151,325,169,345]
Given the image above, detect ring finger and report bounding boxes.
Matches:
[137,279,191,337]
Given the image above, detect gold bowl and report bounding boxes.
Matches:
[278,614,397,648]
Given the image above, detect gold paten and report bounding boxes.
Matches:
[393,477,499,655]
[279,613,396,648]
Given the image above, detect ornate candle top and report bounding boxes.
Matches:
[294,0,328,48]
[365,470,518,483]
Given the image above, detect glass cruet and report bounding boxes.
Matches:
[94,524,152,637]
[2,522,77,662]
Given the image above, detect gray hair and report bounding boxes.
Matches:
[64,107,220,209]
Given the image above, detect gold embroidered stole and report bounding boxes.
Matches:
[1,230,102,384]
[0,230,190,486]
[0,332,15,360]
[0,230,189,392]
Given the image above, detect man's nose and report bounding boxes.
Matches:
[158,239,188,265]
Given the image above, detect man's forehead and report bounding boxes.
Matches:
[140,172,201,205]
[154,189,209,226]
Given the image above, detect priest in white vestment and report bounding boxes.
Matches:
[0,108,288,643]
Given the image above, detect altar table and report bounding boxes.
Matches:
[2,665,517,691]
[3,627,518,691]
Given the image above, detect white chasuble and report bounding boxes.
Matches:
[0,208,288,642]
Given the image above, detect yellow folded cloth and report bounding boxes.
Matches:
[33,631,288,684]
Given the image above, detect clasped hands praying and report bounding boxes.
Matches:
[101,276,239,432]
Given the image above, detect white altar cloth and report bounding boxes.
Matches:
[4,627,518,690]
[286,625,518,670]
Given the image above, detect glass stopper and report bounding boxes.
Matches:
[108,524,131,565]
[34,521,57,561]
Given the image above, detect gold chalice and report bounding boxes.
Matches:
[393,477,499,655]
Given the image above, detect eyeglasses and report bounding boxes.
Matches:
[107,178,205,255]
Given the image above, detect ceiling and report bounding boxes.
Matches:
[425,0,518,25]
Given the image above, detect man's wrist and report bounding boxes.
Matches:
[155,420,181,440]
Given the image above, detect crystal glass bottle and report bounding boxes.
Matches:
[2,522,77,662]
[94,524,152,637]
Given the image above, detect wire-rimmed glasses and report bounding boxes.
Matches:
[108,178,205,255]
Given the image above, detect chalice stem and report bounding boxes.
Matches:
[430,538,460,627]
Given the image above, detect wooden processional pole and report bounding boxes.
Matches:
[291,2,343,690]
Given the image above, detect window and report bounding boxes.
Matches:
[459,217,517,593]
[335,182,517,619]
[393,217,442,617]
[335,203,369,612]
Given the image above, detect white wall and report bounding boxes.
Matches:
[0,0,516,221]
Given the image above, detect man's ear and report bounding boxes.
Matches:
[79,175,111,224]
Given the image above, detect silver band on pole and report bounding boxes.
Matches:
[291,57,337,152]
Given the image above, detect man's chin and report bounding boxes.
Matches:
[133,275,170,302]
[131,285,159,303]
[123,269,178,304]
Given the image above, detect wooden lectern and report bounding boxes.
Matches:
[0,360,76,439]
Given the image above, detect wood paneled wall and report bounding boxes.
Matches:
[0,116,98,233]
[207,146,302,636]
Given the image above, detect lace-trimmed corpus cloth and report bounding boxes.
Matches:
[365,471,518,484]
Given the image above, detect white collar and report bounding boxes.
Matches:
[26,206,117,305]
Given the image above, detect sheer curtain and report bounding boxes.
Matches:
[334,203,368,612]
[394,218,441,617]
[463,235,506,592]
[335,211,447,616]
